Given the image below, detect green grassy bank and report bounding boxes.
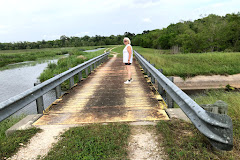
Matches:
[157,90,240,159]
[131,46,240,78]
[43,123,130,160]
[0,46,109,69]
[0,116,40,159]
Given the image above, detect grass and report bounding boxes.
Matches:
[112,45,170,58]
[0,46,105,54]
[0,46,111,69]
[111,45,124,53]
[133,46,240,78]
[110,45,124,58]
[43,123,130,160]
[38,47,113,90]
[157,90,240,159]
[0,116,40,159]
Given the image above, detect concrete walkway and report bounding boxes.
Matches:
[34,56,168,125]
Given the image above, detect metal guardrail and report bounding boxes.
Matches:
[134,50,233,151]
[0,52,110,122]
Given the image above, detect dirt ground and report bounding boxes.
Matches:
[8,125,73,160]
[128,125,167,160]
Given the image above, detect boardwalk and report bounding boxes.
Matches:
[34,56,169,125]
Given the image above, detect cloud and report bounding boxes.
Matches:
[0,25,12,35]
[0,25,8,29]
[193,0,240,17]
[74,32,90,37]
[0,0,239,42]
[142,18,152,23]
[42,34,61,40]
[42,31,90,40]
[130,0,162,8]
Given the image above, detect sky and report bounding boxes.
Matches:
[0,0,239,42]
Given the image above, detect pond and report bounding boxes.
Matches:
[0,59,59,115]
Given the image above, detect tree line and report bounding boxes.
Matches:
[0,32,135,50]
[0,13,239,53]
[131,13,240,53]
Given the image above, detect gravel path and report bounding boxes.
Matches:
[9,125,73,160]
[128,126,166,160]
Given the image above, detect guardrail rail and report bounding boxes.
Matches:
[134,50,233,151]
[0,52,110,122]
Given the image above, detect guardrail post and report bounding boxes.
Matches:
[78,71,82,81]
[147,70,150,77]
[166,76,174,108]
[34,83,44,114]
[151,64,155,83]
[55,85,61,98]
[69,76,74,88]
[90,64,93,72]
[139,61,144,70]
[36,97,44,114]
[139,59,144,71]
[140,56,148,75]
[157,69,164,95]
[94,62,96,69]
[104,56,108,62]
[146,60,150,77]
[143,66,147,74]
[85,67,89,76]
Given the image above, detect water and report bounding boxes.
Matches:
[83,48,105,52]
[0,59,58,115]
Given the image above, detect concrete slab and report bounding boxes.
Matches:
[166,108,190,122]
[174,74,240,90]
[5,114,42,136]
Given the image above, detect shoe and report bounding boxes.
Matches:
[130,78,133,82]
[124,80,131,84]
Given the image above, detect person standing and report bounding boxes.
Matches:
[123,37,133,84]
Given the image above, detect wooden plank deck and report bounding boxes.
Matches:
[33,56,169,125]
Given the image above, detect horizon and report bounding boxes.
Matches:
[0,0,239,43]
